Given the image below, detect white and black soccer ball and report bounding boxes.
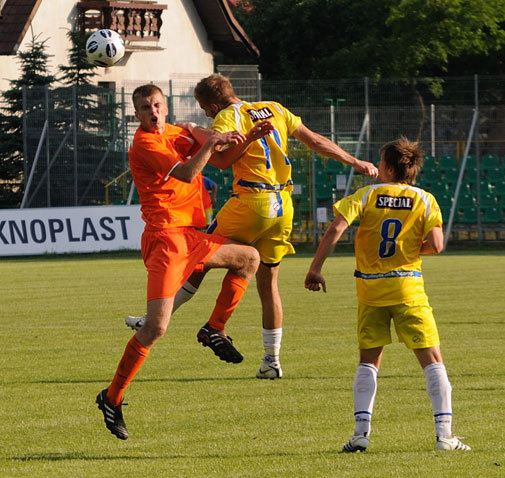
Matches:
[86,29,125,67]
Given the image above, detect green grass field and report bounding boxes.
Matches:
[1,251,504,477]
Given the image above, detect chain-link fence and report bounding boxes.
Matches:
[4,75,505,243]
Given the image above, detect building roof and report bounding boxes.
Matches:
[193,0,258,59]
[0,0,259,58]
[0,0,43,55]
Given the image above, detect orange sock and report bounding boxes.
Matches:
[106,335,150,406]
[208,272,248,332]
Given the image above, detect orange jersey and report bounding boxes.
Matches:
[129,124,206,230]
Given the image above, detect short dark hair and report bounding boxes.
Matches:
[380,137,424,184]
[132,84,164,110]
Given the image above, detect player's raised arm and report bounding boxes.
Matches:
[170,131,245,183]
[305,214,350,292]
[208,120,275,170]
[292,123,378,178]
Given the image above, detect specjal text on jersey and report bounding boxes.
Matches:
[247,107,274,122]
[375,194,413,210]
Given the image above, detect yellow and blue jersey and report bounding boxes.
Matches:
[334,183,442,306]
[211,101,302,197]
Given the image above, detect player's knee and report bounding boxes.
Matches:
[241,246,260,277]
[143,320,168,343]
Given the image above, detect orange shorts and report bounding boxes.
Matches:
[141,226,227,301]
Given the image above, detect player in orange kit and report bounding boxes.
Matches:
[96,84,269,440]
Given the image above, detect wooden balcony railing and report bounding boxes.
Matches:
[77,1,167,42]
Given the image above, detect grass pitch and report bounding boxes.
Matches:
[1,251,504,477]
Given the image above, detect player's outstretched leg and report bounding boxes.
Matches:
[197,322,243,363]
[96,389,128,440]
[125,280,200,330]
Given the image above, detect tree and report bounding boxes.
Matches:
[51,29,124,207]
[234,0,505,80]
[0,34,56,207]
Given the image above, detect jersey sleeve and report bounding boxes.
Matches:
[424,193,443,235]
[211,109,237,134]
[333,188,368,225]
[276,103,302,135]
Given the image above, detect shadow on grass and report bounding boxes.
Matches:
[11,452,164,461]
[10,447,361,462]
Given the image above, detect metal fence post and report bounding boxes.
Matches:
[311,151,317,246]
[364,77,370,161]
[73,86,78,206]
[22,86,28,192]
[121,87,127,170]
[475,74,481,243]
[45,85,50,207]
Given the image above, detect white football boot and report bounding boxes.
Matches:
[256,357,283,379]
[125,314,146,331]
[341,434,369,453]
[436,436,471,451]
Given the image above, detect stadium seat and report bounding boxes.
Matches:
[437,193,453,210]
[457,192,477,208]
[481,207,501,224]
[326,160,348,174]
[421,167,441,186]
[316,182,333,200]
[315,169,329,185]
[443,167,460,187]
[478,182,494,196]
[480,192,498,208]
[481,154,500,171]
[492,179,505,199]
[423,155,437,168]
[483,167,501,182]
[457,207,478,224]
[428,180,449,196]
[462,155,477,170]
[438,155,456,169]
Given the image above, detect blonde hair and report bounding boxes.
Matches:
[194,74,237,108]
[380,137,424,184]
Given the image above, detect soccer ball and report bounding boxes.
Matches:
[86,29,125,67]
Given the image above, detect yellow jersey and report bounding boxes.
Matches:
[334,183,442,306]
[211,101,302,196]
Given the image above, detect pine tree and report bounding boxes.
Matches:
[0,34,55,207]
[48,29,125,207]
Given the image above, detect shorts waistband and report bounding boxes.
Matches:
[354,270,422,279]
[237,178,293,192]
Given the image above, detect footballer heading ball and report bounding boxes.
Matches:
[86,29,125,67]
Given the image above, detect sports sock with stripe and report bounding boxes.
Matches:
[207,272,248,332]
[172,280,198,313]
[424,362,452,438]
[106,335,150,406]
[262,327,282,362]
[353,363,379,437]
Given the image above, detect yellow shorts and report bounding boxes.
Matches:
[209,191,295,264]
[357,300,440,350]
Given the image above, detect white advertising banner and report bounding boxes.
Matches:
[0,205,144,256]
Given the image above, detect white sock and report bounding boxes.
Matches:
[172,281,199,313]
[424,362,452,438]
[353,363,378,437]
[262,328,282,361]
